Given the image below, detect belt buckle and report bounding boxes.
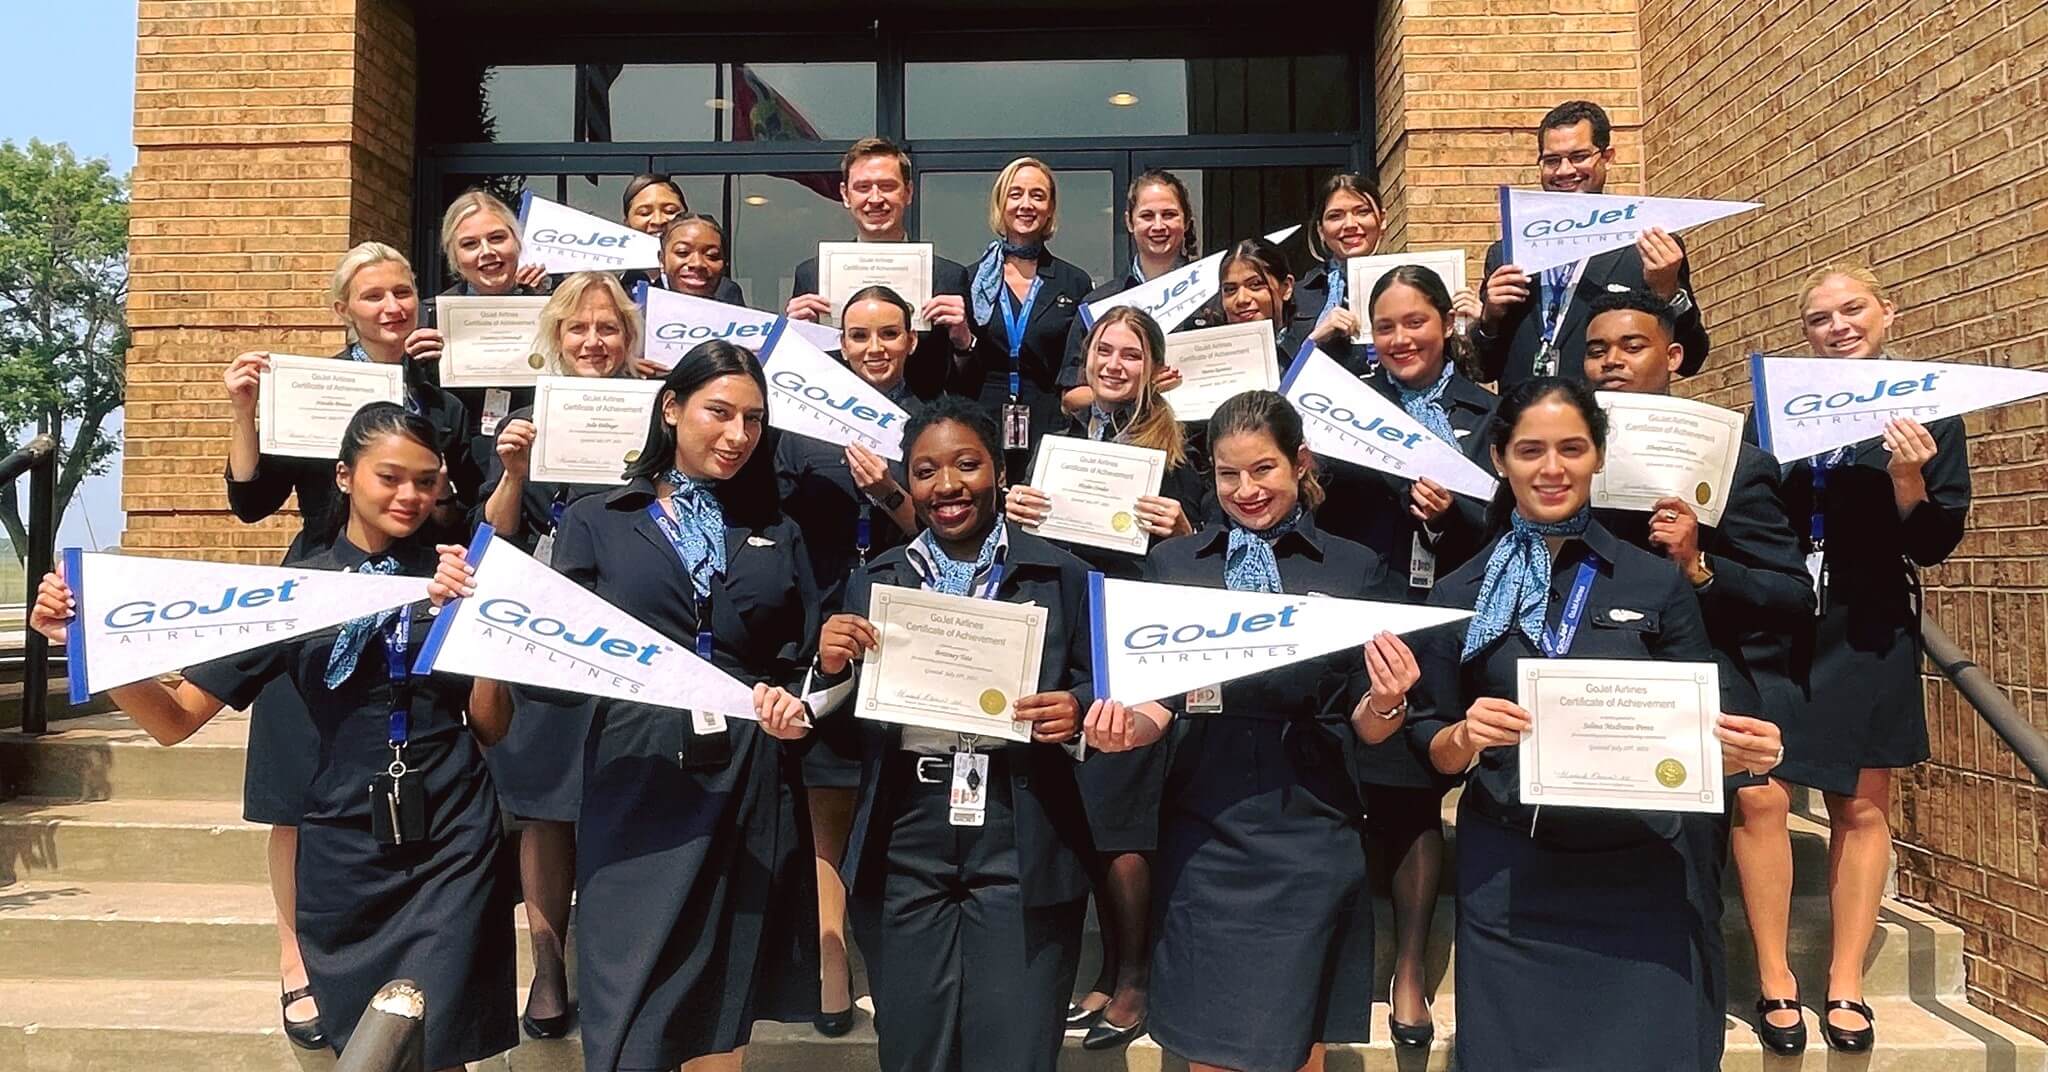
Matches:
[914,755,949,784]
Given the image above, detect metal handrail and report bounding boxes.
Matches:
[1922,612,2048,788]
[334,979,426,1072]
[2,435,58,735]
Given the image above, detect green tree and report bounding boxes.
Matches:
[0,140,127,562]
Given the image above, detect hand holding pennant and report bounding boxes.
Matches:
[1279,345,1497,500]
[1750,353,2048,462]
[1498,186,1761,275]
[1088,573,1471,706]
[517,191,661,275]
[413,526,759,720]
[60,548,429,703]
[756,318,912,461]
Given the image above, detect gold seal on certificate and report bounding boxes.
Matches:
[1161,321,1281,422]
[1590,392,1747,527]
[433,295,552,387]
[1344,250,1469,342]
[257,353,406,460]
[528,375,666,486]
[855,585,1048,743]
[1516,657,1724,814]
[817,241,934,330]
[1024,437,1168,555]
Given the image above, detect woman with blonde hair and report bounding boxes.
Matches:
[472,269,646,1038]
[956,156,1095,454]
[1005,304,1207,1050]
[218,240,480,1049]
[1733,264,1971,1057]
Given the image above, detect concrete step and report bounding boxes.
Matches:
[0,796,266,885]
[0,709,248,803]
[0,979,2039,1071]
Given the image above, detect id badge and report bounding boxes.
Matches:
[949,751,989,827]
[480,388,512,438]
[1002,403,1032,451]
[1185,684,1222,714]
[1806,551,1827,615]
[692,709,729,735]
[1532,341,1559,379]
[532,532,556,568]
[1408,532,1437,590]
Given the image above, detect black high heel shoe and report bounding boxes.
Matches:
[1388,1012,1435,1049]
[1082,1014,1146,1050]
[1754,996,1807,1056]
[1065,999,1107,1029]
[521,1006,575,1040]
[280,986,326,1051]
[1822,999,1874,1053]
[815,963,857,1037]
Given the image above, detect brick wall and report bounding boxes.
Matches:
[125,0,417,563]
[1638,0,2048,1038]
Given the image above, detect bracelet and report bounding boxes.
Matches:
[1366,696,1408,720]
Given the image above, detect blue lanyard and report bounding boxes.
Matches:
[1001,277,1044,400]
[1538,558,1599,659]
[383,605,413,747]
[1538,268,1571,347]
[547,491,569,534]
[645,502,719,659]
[855,502,873,563]
[1809,446,1851,547]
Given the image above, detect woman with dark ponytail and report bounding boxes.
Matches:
[32,402,518,1071]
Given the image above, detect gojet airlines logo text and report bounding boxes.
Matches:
[475,598,668,695]
[769,369,901,439]
[1122,604,1304,665]
[654,320,776,346]
[104,581,304,645]
[1782,371,1943,427]
[1521,203,1643,244]
[1295,392,1426,464]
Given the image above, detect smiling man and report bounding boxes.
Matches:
[1473,101,1712,390]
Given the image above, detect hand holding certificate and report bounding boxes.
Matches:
[1022,438,1167,555]
[1517,658,1724,813]
[258,354,405,459]
[433,295,551,387]
[528,375,666,485]
[1591,392,1745,527]
[1161,322,1280,422]
[855,585,1048,743]
[818,242,934,330]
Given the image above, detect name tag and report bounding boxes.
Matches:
[1185,684,1222,714]
[693,709,729,735]
[1806,551,1827,615]
[949,751,989,827]
[480,388,512,437]
[1408,533,1437,589]
[532,532,555,568]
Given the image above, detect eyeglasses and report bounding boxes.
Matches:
[1539,150,1604,170]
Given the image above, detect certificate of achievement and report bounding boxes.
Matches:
[1025,437,1167,555]
[1344,249,1468,342]
[528,375,665,486]
[1161,322,1280,422]
[1517,658,1724,814]
[434,295,551,388]
[1591,392,1746,527]
[818,242,933,330]
[855,585,1048,743]
[258,353,405,459]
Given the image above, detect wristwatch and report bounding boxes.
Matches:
[1667,289,1696,318]
[871,488,906,511]
[1688,552,1716,590]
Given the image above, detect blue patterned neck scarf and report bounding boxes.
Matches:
[1461,508,1592,661]
[661,468,727,598]
[1396,362,1460,447]
[1224,508,1302,594]
[1087,404,1130,442]
[1318,260,1347,323]
[917,517,1006,597]
[323,556,402,689]
[971,239,1048,326]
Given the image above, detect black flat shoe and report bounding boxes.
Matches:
[1822,999,1874,1053]
[1065,1000,1106,1029]
[1388,1012,1435,1049]
[1082,1015,1145,1050]
[814,1006,856,1038]
[1754,996,1807,1056]
[521,1006,575,1040]
[280,986,326,1051]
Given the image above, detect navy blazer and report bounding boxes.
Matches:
[791,250,972,402]
[1473,239,1709,391]
[832,528,1098,907]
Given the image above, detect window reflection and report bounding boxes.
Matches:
[907,56,1354,139]
[476,63,875,144]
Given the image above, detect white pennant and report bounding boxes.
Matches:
[517,192,661,274]
[1090,573,1471,705]
[414,527,758,719]
[1499,186,1760,274]
[637,282,841,369]
[1083,226,1301,332]
[1750,353,2048,462]
[757,318,912,461]
[64,548,429,702]
[1279,346,1498,500]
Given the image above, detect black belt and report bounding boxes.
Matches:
[889,749,1013,788]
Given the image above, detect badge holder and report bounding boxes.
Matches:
[368,608,428,847]
[480,388,512,438]
[1003,402,1032,452]
[949,750,989,827]
[1408,532,1438,590]
[1185,684,1222,714]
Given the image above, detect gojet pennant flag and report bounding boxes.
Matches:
[1083,226,1301,333]
[64,548,429,703]
[1090,573,1471,706]
[1500,186,1760,275]
[638,282,841,370]
[1279,345,1498,500]
[415,527,759,719]
[758,318,913,461]
[1750,353,2048,462]
[518,191,661,275]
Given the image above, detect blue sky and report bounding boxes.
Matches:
[3,1,136,551]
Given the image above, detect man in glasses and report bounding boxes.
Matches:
[1470,99,1711,390]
